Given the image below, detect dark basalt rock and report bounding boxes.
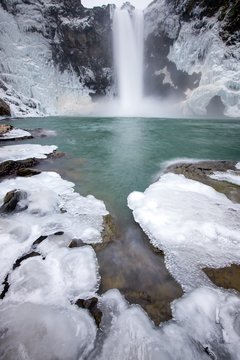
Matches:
[16,168,41,177]
[76,297,102,327]
[0,189,28,213]
[47,1,113,96]
[0,158,40,178]
[0,99,11,116]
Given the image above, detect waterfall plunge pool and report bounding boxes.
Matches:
[5,115,240,324]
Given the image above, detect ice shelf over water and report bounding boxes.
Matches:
[0,144,57,162]
[128,173,240,290]
[0,128,31,140]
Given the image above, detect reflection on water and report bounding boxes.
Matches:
[8,116,240,323]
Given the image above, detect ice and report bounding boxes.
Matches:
[0,168,105,359]
[0,219,41,292]
[0,144,57,162]
[0,128,31,140]
[209,170,240,186]
[144,0,240,117]
[128,173,240,290]
[0,6,91,116]
[0,172,107,292]
[94,287,240,360]
[6,246,99,305]
[0,302,97,360]
[168,17,240,117]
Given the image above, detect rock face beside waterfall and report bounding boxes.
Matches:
[0,0,112,116]
[144,0,240,117]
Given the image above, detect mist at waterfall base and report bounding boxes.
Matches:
[65,7,179,118]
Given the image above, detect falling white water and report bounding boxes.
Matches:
[113,8,144,115]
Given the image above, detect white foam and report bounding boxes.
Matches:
[0,144,57,162]
[128,173,240,290]
[236,162,240,170]
[210,170,240,186]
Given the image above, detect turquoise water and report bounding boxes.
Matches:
[8,116,240,323]
[11,116,240,221]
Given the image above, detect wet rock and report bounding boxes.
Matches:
[0,158,40,178]
[203,264,240,293]
[93,214,119,252]
[0,124,13,135]
[165,160,240,203]
[0,189,28,213]
[75,297,102,327]
[16,168,41,177]
[48,150,65,159]
[0,99,11,116]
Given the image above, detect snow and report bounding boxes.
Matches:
[0,128,31,140]
[128,173,240,290]
[0,144,57,162]
[209,170,240,186]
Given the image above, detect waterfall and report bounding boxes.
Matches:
[113,7,144,115]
